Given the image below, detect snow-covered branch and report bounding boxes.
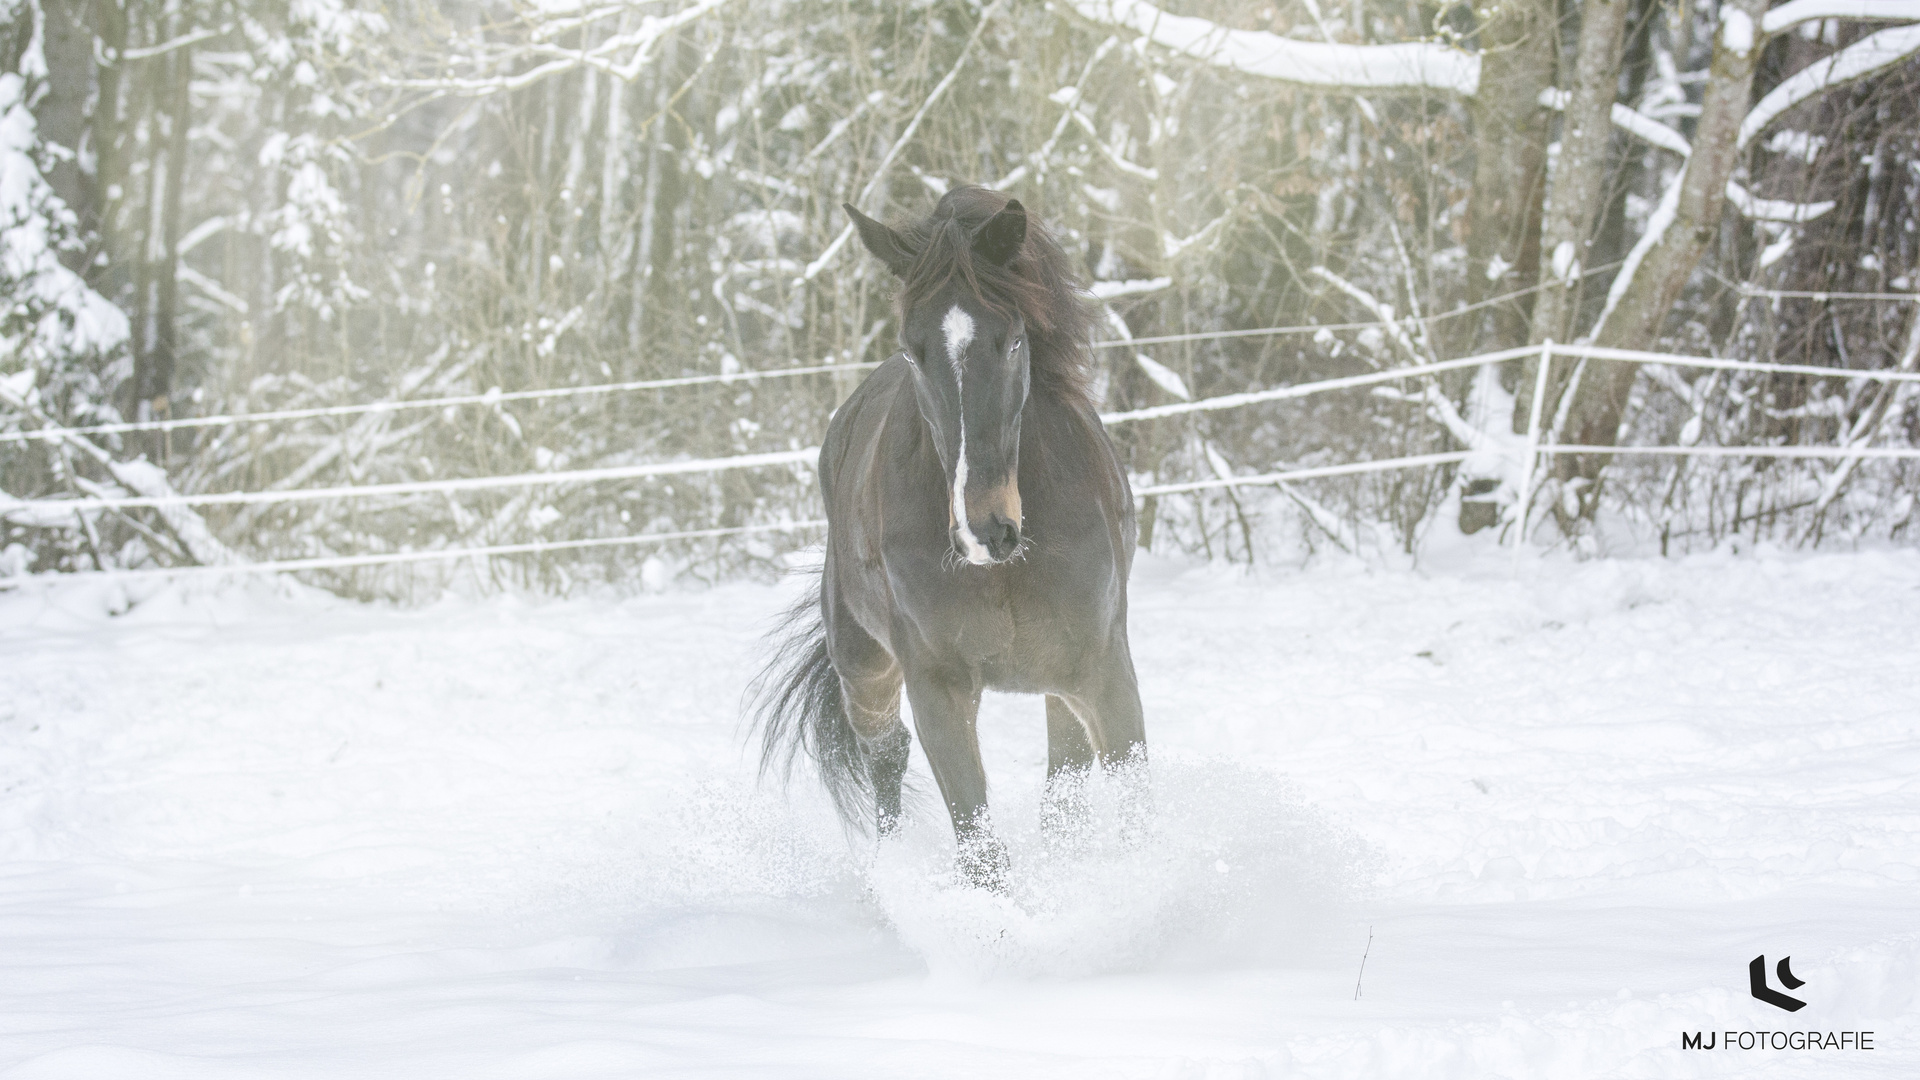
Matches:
[1739,23,1920,147]
[1204,441,1361,553]
[1101,306,1190,400]
[1593,165,1684,337]
[1065,0,1480,96]
[1761,0,1920,35]
[1310,266,1489,451]
[1538,87,1693,157]
[1724,180,1837,222]
[116,25,232,62]
[1609,102,1693,158]
[805,90,885,163]
[1310,266,1425,367]
[1066,107,1159,180]
[386,0,736,95]
[0,373,239,567]
[179,266,250,313]
[527,3,636,42]
[1089,277,1173,300]
[1271,476,1361,553]
[991,38,1120,189]
[1162,202,1241,261]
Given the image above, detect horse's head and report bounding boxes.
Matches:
[846,191,1033,566]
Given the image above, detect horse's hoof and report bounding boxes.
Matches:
[1039,784,1091,841]
[957,835,1012,892]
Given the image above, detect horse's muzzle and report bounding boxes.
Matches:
[953,513,1022,565]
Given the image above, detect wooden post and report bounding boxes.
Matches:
[1511,340,1554,555]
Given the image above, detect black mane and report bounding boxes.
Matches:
[890,186,1098,407]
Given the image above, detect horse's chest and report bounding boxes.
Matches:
[885,566,1018,657]
[880,562,1099,690]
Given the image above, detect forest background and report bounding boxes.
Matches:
[3,0,1919,597]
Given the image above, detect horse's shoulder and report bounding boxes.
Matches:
[822,355,913,486]
[1021,389,1137,553]
[831,352,907,413]
[1027,391,1122,470]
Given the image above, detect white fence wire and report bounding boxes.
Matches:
[0,362,885,445]
[4,284,1907,444]
[5,448,818,513]
[14,521,828,585]
[7,336,1919,586]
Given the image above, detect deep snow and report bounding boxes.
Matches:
[1,547,1916,1078]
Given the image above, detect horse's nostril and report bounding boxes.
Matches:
[985,514,1021,558]
[952,516,1021,563]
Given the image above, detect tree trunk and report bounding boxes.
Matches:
[635,37,686,348]
[1518,0,1635,427]
[87,0,128,313]
[1586,0,1658,333]
[149,37,191,461]
[1557,0,1771,516]
[1460,0,1555,362]
[35,0,95,266]
[1452,0,1557,534]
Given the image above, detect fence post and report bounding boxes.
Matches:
[1511,339,1554,554]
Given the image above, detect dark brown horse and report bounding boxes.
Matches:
[753,187,1146,886]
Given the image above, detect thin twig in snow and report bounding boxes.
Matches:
[1354,926,1373,1000]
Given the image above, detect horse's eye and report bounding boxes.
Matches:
[1011,337,1024,354]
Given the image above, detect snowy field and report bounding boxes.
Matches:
[2,546,1917,1078]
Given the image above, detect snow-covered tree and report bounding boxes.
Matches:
[0,0,134,573]
[9,0,1920,587]
[1073,0,1920,548]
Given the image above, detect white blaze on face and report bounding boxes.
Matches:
[942,305,989,564]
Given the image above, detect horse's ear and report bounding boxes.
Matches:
[845,203,916,278]
[972,199,1026,266]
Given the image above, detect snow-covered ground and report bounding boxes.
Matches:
[2,547,1916,1078]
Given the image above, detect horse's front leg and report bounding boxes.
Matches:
[1045,694,1096,780]
[1040,694,1095,837]
[1056,641,1150,838]
[1065,637,1147,764]
[903,664,1008,888]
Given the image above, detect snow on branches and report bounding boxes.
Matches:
[1065,0,1480,96]
[1761,0,1920,35]
[0,74,128,373]
[1740,22,1920,149]
[383,0,738,96]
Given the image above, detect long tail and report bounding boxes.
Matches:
[748,573,876,832]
